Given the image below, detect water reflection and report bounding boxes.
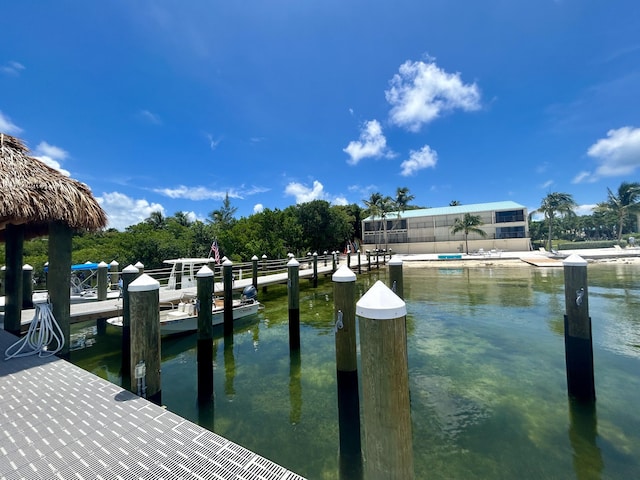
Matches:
[568,400,603,480]
[289,350,301,425]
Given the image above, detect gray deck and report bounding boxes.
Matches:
[0,329,305,480]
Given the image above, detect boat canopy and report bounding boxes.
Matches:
[44,262,110,272]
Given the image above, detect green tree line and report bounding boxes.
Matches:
[2,182,638,283]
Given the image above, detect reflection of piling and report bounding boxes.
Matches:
[224,341,236,396]
[357,280,413,479]
[289,350,302,424]
[333,265,362,479]
[388,257,404,299]
[287,258,300,352]
[563,254,596,402]
[97,261,108,301]
[121,264,140,384]
[568,399,603,480]
[197,266,214,401]
[129,274,161,405]
[22,264,33,310]
[223,259,234,338]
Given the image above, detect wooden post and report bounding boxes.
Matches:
[366,251,371,272]
[288,258,300,351]
[261,255,268,294]
[120,264,140,383]
[313,252,318,288]
[129,273,161,405]
[175,261,183,290]
[22,264,34,310]
[0,265,5,296]
[332,252,337,272]
[4,223,24,335]
[333,265,362,477]
[223,259,234,338]
[563,254,596,402]
[251,255,259,290]
[109,260,119,291]
[347,250,351,269]
[97,261,108,301]
[388,257,404,299]
[48,221,72,358]
[357,280,413,479]
[134,261,144,274]
[357,250,362,274]
[197,265,214,401]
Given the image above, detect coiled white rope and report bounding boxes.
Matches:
[4,302,65,360]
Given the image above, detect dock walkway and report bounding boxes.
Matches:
[0,329,305,479]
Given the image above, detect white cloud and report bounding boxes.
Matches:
[139,109,162,125]
[343,120,391,165]
[332,196,348,206]
[0,111,23,134]
[96,191,165,231]
[587,126,640,178]
[400,145,438,176]
[575,204,596,216]
[154,185,238,201]
[253,203,264,214]
[571,171,593,184]
[0,61,25,76]
[206,133,221,150]
[284,180,326,203]
[386,59,481,131]
[33,141,70,176]
[539,180,554,189]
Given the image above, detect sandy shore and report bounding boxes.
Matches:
[391,247,640,268]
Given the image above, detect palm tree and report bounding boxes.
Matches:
[393,187,415,231]
[451,213,487,254]
[363,192,384,249]
[536,192,577,251]
[449,200,461,206]
[379,195,395,251]
[595,182,640,242]
[145,210,166,229]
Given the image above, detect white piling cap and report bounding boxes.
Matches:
[563,254,587,267]
[128,273,160,292]
[287,258,300,267]
[332,264,356,282]
[197,265,214,277]
[98,261,108,268]
[23,264,33,270]
[110,260,119,266]
[134,261,144,268]
[356,280,406,319]
[252,255,259,261]
[388,256,403,266]
[123,264,140,273]
[222,258,233,266]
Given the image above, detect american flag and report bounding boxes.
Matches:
[210,239,221,264]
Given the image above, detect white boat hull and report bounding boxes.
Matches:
[107,300,261,336]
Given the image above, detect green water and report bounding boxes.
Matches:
[71,264,640,479]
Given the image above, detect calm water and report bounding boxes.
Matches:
[71,263,640,479]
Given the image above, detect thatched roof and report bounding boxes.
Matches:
[0,133,108,241]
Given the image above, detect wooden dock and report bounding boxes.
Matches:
[0,328,305,479]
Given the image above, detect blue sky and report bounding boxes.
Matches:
[1,1,639,230]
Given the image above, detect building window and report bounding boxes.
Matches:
[496,226,525,238]
[495,210,524,223]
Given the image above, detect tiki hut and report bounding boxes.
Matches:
[1,132,107,354]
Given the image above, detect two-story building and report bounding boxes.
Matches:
[362,201,530,254]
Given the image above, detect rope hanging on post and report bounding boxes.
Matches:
[4,302,65,360]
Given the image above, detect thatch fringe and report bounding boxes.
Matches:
[0,133,108,240]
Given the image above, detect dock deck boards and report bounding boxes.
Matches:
[0,329,305,480]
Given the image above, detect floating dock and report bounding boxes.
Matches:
[0,329,305,479]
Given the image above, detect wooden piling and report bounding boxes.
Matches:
[197,265,215,401]
[563,254,596,402]
[252,255,259,290]
[129,273,161,405]
[109,260,119,290]
[333,265,362,477]
[261,255,268,293]
[313,252,318,288]
[97,261,108,301]
[366,251,371,272]
[357,280,413,479]
[134,261,144,274]
[288,258,300,351]
[222,259,234,338]
[388,257,404,299]
[22,264,34,310]
[120,264,140,382]
[357,250,362,274]
[48,221,71,358]
[4,223,24,335]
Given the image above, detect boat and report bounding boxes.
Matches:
[44,262,121,303]
[107,285,262,336]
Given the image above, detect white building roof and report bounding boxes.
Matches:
[363,201,526,221]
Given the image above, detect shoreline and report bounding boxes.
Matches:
[390,247,640,268]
